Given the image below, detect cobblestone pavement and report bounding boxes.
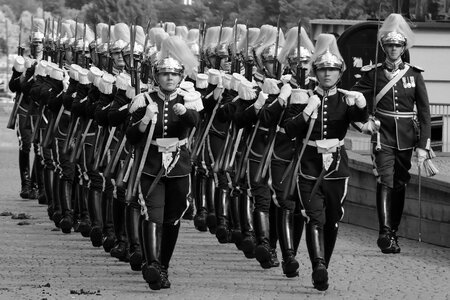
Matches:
[0,122,449,300]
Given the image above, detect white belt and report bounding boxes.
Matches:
[150,138,188,147]
[376,108,415,118]
[305,139,344,147]
[258,126,269,132]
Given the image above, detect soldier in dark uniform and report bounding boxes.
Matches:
[259,25,314,278]
[284,34,368,291]
[352,14,431,254]
[126,36,201,290]
[8,19,45,201]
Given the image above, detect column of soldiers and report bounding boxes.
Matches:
[8,12,430,292]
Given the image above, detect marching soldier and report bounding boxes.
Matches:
[126,36,201,290]
[352,13,431,254]
[284,34,368,290]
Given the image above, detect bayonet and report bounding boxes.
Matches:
[274,14,281,79]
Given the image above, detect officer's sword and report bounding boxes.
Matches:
[418,164,422,242]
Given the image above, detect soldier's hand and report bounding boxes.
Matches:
[416,147,428,168]
[254,91,268,111]
[173,103,187,115]
[213,85,224,101]
[303,94,321,117]
[142,102,158,125]
[339,89,366,108]
[361,116,381,135]
[278,84,292,107]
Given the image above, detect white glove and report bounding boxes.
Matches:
[141,102,158,125]
[254,92,268,110]
[278,84,292,107]
[173,103,187,115]
[339,89,366,109]
[213,86,224,101]
[416,147,428,168]
[361,117,381,135]
[262,78,280,94]
[25,57,35,69]
[303,95,321,117]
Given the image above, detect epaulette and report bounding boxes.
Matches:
[360,63,382,72]
[405,62,424,72]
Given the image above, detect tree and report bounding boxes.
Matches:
[42,0,66,16]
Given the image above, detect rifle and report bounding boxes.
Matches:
[244,21,253,82]
[198,20,206,73]
[73,17,79,65]
[230,19,239,74]
[215,18,224,70]
[107,18,113,73]
[6,19,24,130]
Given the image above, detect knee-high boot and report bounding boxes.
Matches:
[277,208,299,277]
[240,194,256,259]
[323,223,339,268]
[43,169,54,220]
[59,180,74,234]
[51,172,62,227]
[269,202,279,267]
[230,192,243,249]
[160,222,180,289]
[215,188,231,243]
[88,189,103,247]
[205,177,217,234]
[254,210,272,268]
[142,220,163,290]
[126,203,142,271]
[305,223,328,291]
[72,181,80,232]
[376,183,399,253]
[111,198,128,260]
[183,167,196,220]
[35,157,46,204]
[102,192,116,253]
[193,172,208,231]
[391,185,406,233]
[19,150,32,199]
[293,212,305,254]
[78,185,91,237]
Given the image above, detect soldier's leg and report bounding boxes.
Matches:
[160,176,190,289]
[102,179,116,253]
[299,177,328,291]
[215,171,232,243]
[372,145,400,253]
[193,167,208,232]
[110,185,128,260]
[17,114,33,199]
[205,175,217,234]
[126,200,143,271]
[249,160,273,268]
[240,191,256,259]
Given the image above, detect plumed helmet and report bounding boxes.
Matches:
[156,36,198,77]
[31,18,45,43]
[237,27,260,60]
[59,22,73,46]
[378,13,414,49]
[175,26,188,40]
[164,22,176,36]
[278,26,314,65]
[111,23,130,53]
[310,33,345,72]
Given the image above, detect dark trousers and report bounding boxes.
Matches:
[372,145,413,189]
[248,160,271,213]
[141,174,190,224]
[271,159,301,211]
[298,177,348,228]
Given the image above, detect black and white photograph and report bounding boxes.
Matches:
[0,0,449,298]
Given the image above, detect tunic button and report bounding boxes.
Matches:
[324,125,327,128]
[324,105,328,108]
[164,119,168,123]
[324,118,328,122]
[394,90,397,93]
[324,98,327,101]
[396,103,399,106]
[164,126,168,130]
[395,97,398,100]
[165,107,168,111]
[164,113,168,117]
[324,131,327,135]
[324,111,327,115]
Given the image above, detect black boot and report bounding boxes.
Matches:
[111,197,128,260]
[52,172,62,227]
[269,203,280,268]
[78,185,91,237]
[376,184,399,254]
[230,192,243,249]
[183,167,196,220]
[391,184,406,253]
[142,220,163,290]
[254,210,272,269]
[102,192,116,253]
[205,177,217,234]
[193,173,208,232]
[72,182,80,232]
[324,223,339,268]
[277,208,299,277]
[18,150,32,199]
[88,189,103,247]
[293,212,305,254]
[215,188,231,243]
[240,194,256,259]
[43,169,54,219]
[126,203,142,271]
[306,223,328,291]
[35,160,46,205]
[160,222,181,289]
[59,180,74,234]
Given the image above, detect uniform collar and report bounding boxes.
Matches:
[383,58,404,72]
[315,85,337,96]
[157,87,179,101]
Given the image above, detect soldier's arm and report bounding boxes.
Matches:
[283,103,308,140]
[126,106,146,145]
[414,73,431,149]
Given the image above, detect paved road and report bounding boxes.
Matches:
[0,126,449,299]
